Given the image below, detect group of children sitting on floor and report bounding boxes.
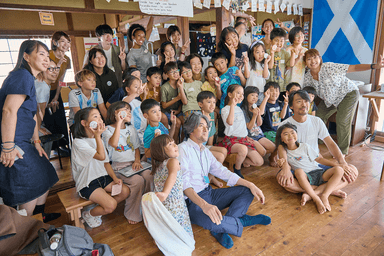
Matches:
[68,24,323,229]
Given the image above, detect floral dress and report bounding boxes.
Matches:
[154,159,193,237]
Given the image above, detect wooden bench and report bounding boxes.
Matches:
[57,187,93,229]
[225,153,237,171]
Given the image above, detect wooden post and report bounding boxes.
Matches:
[66,13,80,73]
[215,7,230,49]
[177,17,190,55]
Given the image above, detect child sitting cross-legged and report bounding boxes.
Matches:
[218,84,264,178]
[276,123,349,214]
[160,61,183,142]
[178,61,202,118]
[197,91,227,187]
[102,101,153,224]
[259,81,290,142]
[68,69,107,126]
[241,86,276,164]
[71,107,130,228]
[141,99,176,161]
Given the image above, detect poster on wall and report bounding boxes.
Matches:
[139,0,193,17]
[39,12,54,26]
[83,38,99,53]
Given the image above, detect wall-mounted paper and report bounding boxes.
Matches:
[280,2,286,12]
[274,1,280,14]
[214,0,221,8]
[139,0,193,17]
[258,0,265,12]
[298,4,303,16]
[287,3,292,15]
[293,4,298,15]
[203,0,211,9]
[251,0,257,12]
[266,1,272,13]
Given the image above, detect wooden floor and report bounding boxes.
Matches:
[27,141,384,256]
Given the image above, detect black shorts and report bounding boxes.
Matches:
[79,175,113,200]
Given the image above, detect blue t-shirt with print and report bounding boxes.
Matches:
[260,101,290,132]
[219,66,242,110]
[143,122,169,148]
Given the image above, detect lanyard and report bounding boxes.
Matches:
[192,146,210,184]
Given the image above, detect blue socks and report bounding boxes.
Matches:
[233,164,244,178]
[239,214,271,227]
[210,231,234,249]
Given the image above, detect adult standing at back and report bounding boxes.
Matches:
[44,31,71,153]
[0,40,59,218]
[126,19,154,82]
[83,24,125,87]
[303,49,384,155]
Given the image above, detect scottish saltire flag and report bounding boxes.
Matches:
[311,0,379,64]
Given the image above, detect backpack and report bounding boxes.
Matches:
[37,225,114,256]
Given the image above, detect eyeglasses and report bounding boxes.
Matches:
[169,69,180,75]
[47,67,60,72]
[182,69,192,74]
[295,34,305,38]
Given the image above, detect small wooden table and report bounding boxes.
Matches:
[363,91,384,181]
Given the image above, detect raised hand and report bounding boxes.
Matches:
[264,88,271,99]
[181,38,191,53]
[225,42,236,56]
[283,92,289,105]
[265,54,272,63]
[170,110,177,126]
[177,77,184,89]
[119,46,126,61]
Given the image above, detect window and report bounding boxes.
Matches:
[0,38,75,87]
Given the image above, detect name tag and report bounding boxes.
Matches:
[220,78,227,84]
[269,107,280,112]
[188,87,195,92]
[280,60,285,64]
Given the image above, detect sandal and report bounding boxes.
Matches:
[82,210,102,228]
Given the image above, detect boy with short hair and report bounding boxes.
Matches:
[259,81,290,142]
[142,67,162,101]
[160,61,183,142]
[211,52,248,110]
[303,86,318,116]
[267,28,293,93]
[178,61,202,118]
[286,82,301,115]
[68,69,107,125]
[141,99,176,159]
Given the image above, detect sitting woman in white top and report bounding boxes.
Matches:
[303,49,384,155]
[71,107,130,228]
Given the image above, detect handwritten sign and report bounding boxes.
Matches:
[39,12,54,26]
[139,0,193,17]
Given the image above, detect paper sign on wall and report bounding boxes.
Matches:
[222,0,230,10]
[251,0,257,12]
[139,0,193,17]
[214,0,221,8]
[83,38,99,53]
[39,12,54,26]
[258,0,265,12]
[148,27,160,42]
[287,3,292,15]
[274,1,280,14]
[266,1,272,13]
[280,2,286,12]
[203,0,211,9]
[293,4,298,15]
[298,4,303,16]
[194,0,203,9]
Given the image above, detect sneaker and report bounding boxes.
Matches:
[82,210,102,228]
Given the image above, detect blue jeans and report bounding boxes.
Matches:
[186,185,254,237]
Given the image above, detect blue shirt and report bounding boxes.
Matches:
[143,122,169,148]
[219,66,241,110]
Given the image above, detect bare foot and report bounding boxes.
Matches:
[269,154,278,167]
[313,198,327,214]
[331,190,347,199]
[319,194,331,212]
[243,163,250,168]
[211,177,223,188]
[127,219,139,224]
[301,193,312,206]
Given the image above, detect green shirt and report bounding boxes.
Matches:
[182,80,202,113]
[267,49,291,91]
[161,81,181,113]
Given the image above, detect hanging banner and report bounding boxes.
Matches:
[139,0,193,17]
[312,0,379,64]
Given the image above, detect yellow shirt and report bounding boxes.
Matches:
[201,81,217,97]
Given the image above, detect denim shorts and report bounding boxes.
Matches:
[304,169,327,186]
[79,175,113,200]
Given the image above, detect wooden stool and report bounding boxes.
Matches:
[57,187,93,229]
[225,153,238,171]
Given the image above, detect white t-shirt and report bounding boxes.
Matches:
[123,97,147,153]
[102,124,140,163]
[68,88,104,125]
[246,62,269,105]
[34,80,50,105]
[279,115,330,154]
[104,47,114,72]
[286,143,320,173]
[71,138,110,192]
[221,105,248,138]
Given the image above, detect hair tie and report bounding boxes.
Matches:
[250,40,264,49]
